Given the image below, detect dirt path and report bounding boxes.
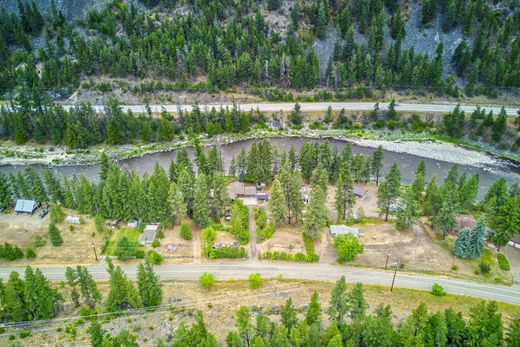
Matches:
[503,246,520,285]
[192,229,201,263]
[248,207,257,261]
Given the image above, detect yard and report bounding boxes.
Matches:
[102,227,143,256]
[0,209,104,265]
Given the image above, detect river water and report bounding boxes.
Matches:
[1,137,519,198]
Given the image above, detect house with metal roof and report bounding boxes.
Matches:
[138,224,160,244]
[15,199,39,215]
[329,225,363,237]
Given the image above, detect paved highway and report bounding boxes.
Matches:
[0,263,518,305]
[61,102,520,116]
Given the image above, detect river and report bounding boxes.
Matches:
[1,137,519,197]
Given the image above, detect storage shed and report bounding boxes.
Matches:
[138,224,160,244]
[15,199,39,215]
[329,225,363,237]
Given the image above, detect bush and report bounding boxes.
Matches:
[146,250,164,265]
[260,251,319,262]
[135,249,145,259]
[202,227,217,257]
[48,223,63,246]
[35,236,47,247]
[19,330,31,338]
[199,272,216,289]
[230,200,250,244]
[180,221,192,240]
[151,240,160,248]
[95,214,105,232]
[0,242,25,261]
[333,234,364,263]
[79,306,96,319]
[249,273,263,289]
[25,247,37,259]
[50,205,65,224]
[209,246,247,259]
[115,236,140,260]
[253,207,267,229]
[431,283,447,296]
[258,222,275,240]
[479,262,491,274]
[497,253,510,271]
[157,228,165,239]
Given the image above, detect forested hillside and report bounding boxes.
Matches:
[1,0,519,101]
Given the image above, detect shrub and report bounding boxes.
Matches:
[479,262,491,274]
[451,265,458,271]
[95,214,105,232]
[333,234,364,263]
[249,273,263,289]
[50,205,65,224]
[202,227,217,257]
[19,330,31,338]
[35,236,47,247]
[25,247,37,259]
[115,236,140,260]
[497,253,510,271]
[79,306,96,319]
[431,283,447,296]
[199,272,216,289]
[151,240,160,248]
[253,207,267,229]
[260,251,319,262]
[0,242,24,261]
[48,223,64,246]
[209,246,247,259]
[258,222,275,240]
[230,200,250,244]
[180,221,192,241]
[146,250,164,265]
[157,228,165,239]
[135,249,145,259]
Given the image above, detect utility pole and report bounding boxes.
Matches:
[91,242,98,262]
[390,259,400,292]
[385,252,390,270]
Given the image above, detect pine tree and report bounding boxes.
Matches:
[316,1,328,40]
[281,298,298,332]
[48,223,63,246]
[89,320,106,347]
[467,302,503,347]
[236,306,253,346]
[410,161,426,203]
[348,283,368,320]
[434,184,459,239]
[371,146,384,185]
[306,291,321,326]
[303,185,328,240]
[76,266,101,309]
[269,178,287,227]
[328,276,349,326]
[377,163,401,221]
[0,172,13,208]
[396,187,418,231]
[335,161,354,222]
[492,198,519,250]
[65,266,80,307]
[137,263,163,308]
[168,181,187,225]
[289,171,304,224]
[192,173,210,227]
[106,260,141,311]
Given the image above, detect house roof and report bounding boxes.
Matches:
[257,192,268,200]
[511,234,520,244]
[244,186,256,196]
[453,215,477,233]
[138,224,160,244]
[329,225,362,237]
[15,199,38,213]
[353,186,367,197]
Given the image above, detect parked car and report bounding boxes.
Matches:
[39,205,50,219]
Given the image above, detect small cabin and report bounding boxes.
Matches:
[353,186,367,198]
[329,225,363,237]
[452,215,477,234]
[15,199,39,215]
[256,192,269,202]
[138,224,160,244]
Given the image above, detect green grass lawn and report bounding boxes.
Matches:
[103,227,143,256]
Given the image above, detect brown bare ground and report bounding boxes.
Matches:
[257,225,305,254]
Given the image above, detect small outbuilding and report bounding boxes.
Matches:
[353,186,367,198]
[66,215,81,224]
[138,224,159,245]
[15,199,40,215]
[256,192,269,202]
[452,215,477,234]
[329,225,363,237]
